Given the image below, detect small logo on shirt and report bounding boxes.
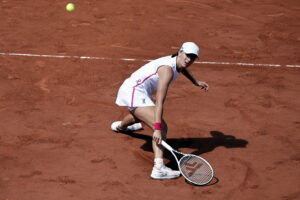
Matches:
[136,79,141,84]
[142,98,146,104]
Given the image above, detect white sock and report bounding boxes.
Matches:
[154,158,164,169]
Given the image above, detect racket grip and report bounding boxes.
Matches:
[161,140,174,152]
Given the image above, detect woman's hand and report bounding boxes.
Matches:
[153,130,162,144]
[196,81,209,91]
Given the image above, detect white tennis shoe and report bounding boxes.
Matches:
[111,121,143,133]
[150,166,181,179]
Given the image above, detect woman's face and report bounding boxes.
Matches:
[176,50,197,72]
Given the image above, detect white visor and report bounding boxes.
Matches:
[180,42,199,57]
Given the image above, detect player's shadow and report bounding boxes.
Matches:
[121,130,248,169]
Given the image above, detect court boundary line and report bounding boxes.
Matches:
[0,52,299,68]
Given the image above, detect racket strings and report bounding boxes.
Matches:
[179,155,213,185]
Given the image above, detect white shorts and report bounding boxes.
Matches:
[115,79,155,111]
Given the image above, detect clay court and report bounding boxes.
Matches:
[1,0,300,200]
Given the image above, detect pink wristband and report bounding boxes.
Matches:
[153,122,162,130]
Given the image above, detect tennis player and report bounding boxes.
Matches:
[111,42,208,179]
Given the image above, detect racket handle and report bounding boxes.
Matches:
[161,140,174,152]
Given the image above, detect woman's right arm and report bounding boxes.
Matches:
[152,66,173,144]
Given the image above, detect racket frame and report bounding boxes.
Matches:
[161,140,214,185]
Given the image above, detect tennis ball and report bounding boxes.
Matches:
[66,3,75,12]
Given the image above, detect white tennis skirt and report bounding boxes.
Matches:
[116,79,155,110]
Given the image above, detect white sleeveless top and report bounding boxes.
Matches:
[116,55,180,108]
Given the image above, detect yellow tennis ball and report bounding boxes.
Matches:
[66,3,75,12]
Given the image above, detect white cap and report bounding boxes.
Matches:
[180,42,199,57]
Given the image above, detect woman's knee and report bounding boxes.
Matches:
[131,107,155,127]
[132,107,168,134]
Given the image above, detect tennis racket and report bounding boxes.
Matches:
[161,140,214,185]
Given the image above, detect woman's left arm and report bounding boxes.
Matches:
[181,68,209,91]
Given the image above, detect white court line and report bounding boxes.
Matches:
[195,61,281,67]
[0,52,299,68]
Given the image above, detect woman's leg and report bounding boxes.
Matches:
[130,106,180,179]
[118,113,141,130]
[132,106,168,159]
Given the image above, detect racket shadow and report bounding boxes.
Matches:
[185,176,219,187]
[121,130,248,169]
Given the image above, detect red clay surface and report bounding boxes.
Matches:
[1,1,300,200]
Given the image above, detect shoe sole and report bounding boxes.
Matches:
[150,175,181,180]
